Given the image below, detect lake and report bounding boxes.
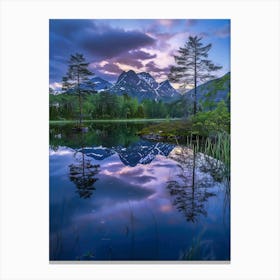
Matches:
[49,121,230,261]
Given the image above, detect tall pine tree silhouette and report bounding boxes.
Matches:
[169,36,222,115]
[62,53,94,128]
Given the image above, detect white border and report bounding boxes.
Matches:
[0,0,279,279]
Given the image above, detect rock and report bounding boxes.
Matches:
[168,145,225,182]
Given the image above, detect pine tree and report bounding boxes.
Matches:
[169,36,222,115]
[62,53,94,127]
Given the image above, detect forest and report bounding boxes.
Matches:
[49,92,188,120]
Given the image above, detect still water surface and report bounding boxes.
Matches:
[49,122,230,261]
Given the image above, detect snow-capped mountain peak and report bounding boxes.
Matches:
[110,70,180,102]
[137,72,158,89]
[90,77,113,92]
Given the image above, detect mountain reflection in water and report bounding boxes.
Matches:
[49,123,230,261]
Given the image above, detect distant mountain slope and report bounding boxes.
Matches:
[157,80,180,102]
[90,77,113,92]
[68,76,113,93]
[184,72,230,109]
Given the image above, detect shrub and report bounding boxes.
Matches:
[191,101,230,136]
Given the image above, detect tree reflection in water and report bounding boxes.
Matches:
[167,146,218,223]
[69,140,100,199]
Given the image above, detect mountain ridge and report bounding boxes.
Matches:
[51,70,230,106]
[183,72,230,109]
[109,69,180,102]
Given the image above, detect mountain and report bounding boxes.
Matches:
[90,77,113,92]
[184,72,230,109]
[69,76,112,93]
[114,140,175,167]
[157,80,179,102]
[52,70,180,102]
[109,70,158,101]
[109,70,180,102]
[137,72,158,89]
[79,140,175,167]
[79,147,115,160]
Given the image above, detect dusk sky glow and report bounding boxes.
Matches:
[49,19,230,90]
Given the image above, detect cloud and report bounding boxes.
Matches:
[157,19,175,27]
[152,32,175,49]
[50,20,156,59]
[90,62,123,81]
[90,49,157,79]
[145,61,159,72]
[49,20,156,83]
[79,26,155,59]
[49,82,62,91]
[101,163,157,186]
[101,63,122,74]
[144,61,171,81]
[168,31,190,46]
[49,19,94,38]
[129,50,156,60]
[214,24,230,38]
[115,50,156,68]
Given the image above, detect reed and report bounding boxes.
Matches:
[185,132,230,180]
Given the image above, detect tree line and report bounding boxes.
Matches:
[49,91,187,120]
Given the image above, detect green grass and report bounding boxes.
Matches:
[191,133,230,179]
[137,120,193,138]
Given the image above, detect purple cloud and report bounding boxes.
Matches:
[115,50,156,68]
[80,28,155,59]
[144,61,172,80]
[101,63,122,74]
[49,20,156,83]
[145,61,170,73]
[145,61,158,72]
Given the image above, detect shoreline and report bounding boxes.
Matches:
[49,118,182,124]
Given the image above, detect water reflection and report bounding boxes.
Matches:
[167,180,216,223]
[167,146,225,223]
[50,122,144,149]
[69,150,100,199]
[49,122,230,261]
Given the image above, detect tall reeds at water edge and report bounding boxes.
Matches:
[183,132,230,180]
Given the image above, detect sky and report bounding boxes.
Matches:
[49,19,230,90]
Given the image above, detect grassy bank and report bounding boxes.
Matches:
[137,120,192,138]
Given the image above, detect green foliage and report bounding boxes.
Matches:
[200,73,230,112]
[138,120,193,139]
[62,53,94,125]
[49,92,190,120]
[49,93,78,120]
[191,101,230,136]
[193,133,230,180]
